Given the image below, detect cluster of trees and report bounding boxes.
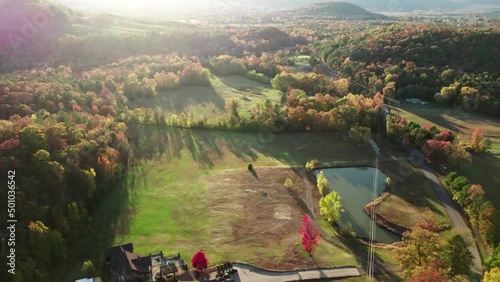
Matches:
[271,72,334,95]
[84,54,211,99]
[223,26,308,56]
[395,218,473,280]
[387,114,491,169]
[121,90,384,135]
[241,51,293,78]
[208,55,271,84]
[311,169,342,224]
[0,53,215,124]
[315,24,500,116]
[349,126,371,143]
[446,172,500,248]
[0,111,129,280]
[209,55,247,76]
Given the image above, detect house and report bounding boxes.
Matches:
[104,243,184,282]
[104,243,156,282]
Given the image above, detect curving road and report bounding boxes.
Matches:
[420,163,483,277]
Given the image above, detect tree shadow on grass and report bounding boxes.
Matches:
[248,168,259,179]
[54,165,144,282]
[128,126,260,169]
[130,84,226,114]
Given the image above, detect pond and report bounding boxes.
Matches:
[315,167,401,243]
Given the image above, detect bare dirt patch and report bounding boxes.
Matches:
[201,167,322,269]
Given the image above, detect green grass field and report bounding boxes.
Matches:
[365,141,453,233]
[128,75,282,119]
[57,129,377,281]
[463,155,500,209]
[390,104,500,153]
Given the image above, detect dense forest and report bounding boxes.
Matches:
[315,24,500,116]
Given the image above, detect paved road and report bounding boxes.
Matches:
[420,163,483,277]
[232,263,360,282]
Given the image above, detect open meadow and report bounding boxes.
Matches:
[55,129,377,282]
[127,75,282,119]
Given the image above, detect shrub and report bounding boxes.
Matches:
[81,260,97,277]
[446,171,459,185]
[284,178,293,189]
[246,70,271,84]
[385,177,392,188]
[305,159,320,172]
[248,164,253,170]
[451,176,470,193]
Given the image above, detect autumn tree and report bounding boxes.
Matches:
[316,171,330,196]
[191,251,209,273]
[300,215,320,255]
[470,128,492,152]
[284,178,293,189]
[349,126,371,143]
[483,267,500,282]
[395,226,445,278]
[410,265,447,282]
[319,192,342,223]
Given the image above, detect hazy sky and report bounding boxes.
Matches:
[57,0,252,9]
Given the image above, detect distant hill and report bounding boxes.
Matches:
[331,0,500,12]
[281,1,387,20]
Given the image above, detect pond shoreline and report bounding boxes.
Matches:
[364,193,409,236]
[313,165,402,243]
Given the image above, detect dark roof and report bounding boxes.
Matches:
[178,271,197,281]
[104,243,152,276]
[104,243,134,259]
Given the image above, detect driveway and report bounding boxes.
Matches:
[420,163,483,277]
[232,263,360,282]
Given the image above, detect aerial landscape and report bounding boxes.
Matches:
[1,0,500,281]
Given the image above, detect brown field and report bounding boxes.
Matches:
[202,167,356,269]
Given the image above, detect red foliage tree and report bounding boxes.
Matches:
[300,215,320,255]
[410,267,447,282]
[437,130,454,142]
[191,250,209,272]
[422,140,448,162]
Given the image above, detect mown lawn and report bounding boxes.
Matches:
[57,129,375,281]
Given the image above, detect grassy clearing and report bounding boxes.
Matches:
[128,75,282,119]
[376,147,452,231]
[390,104,500,153]
[57,129,375,281]
[462,155,500,209]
